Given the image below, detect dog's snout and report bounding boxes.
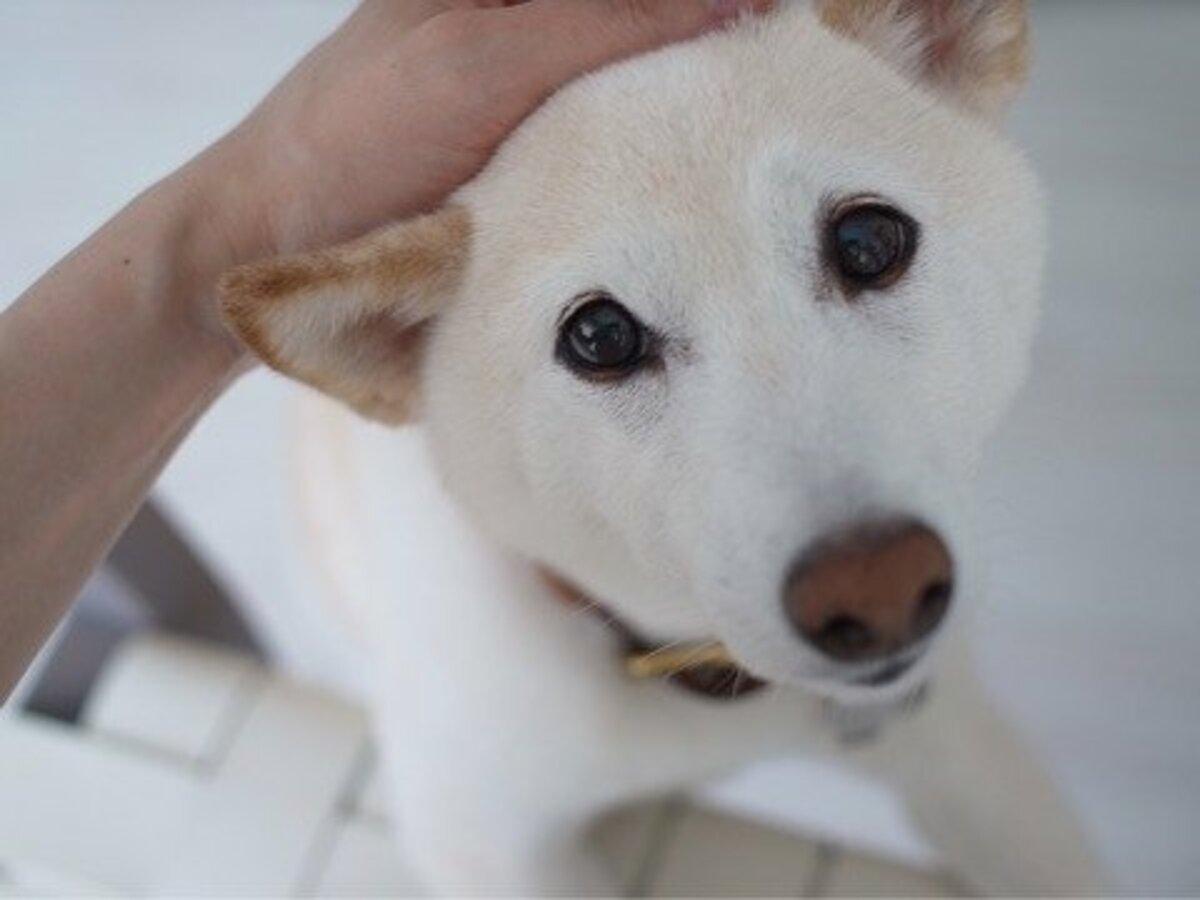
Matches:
[784,519,954,663]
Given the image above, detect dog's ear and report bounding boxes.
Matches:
[220,207,470,424]
[818,0,1031,120]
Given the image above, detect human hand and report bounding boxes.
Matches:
[0,0,769,695]
[194,0,771,267]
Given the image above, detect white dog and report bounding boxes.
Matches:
[221,1,1110,894]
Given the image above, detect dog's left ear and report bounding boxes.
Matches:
[220,207,470,424]
[818,0,1031,120]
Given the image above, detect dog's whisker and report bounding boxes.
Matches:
[730,668,746,698]
[565,599,624,634]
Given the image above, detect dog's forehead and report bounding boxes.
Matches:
[466,8,1026,238]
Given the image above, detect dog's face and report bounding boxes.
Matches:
[223,1,1043,702]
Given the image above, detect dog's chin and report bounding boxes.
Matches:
[777,657,932,708]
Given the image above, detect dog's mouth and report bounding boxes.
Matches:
[851,656,917,687]
[539,568,934,703]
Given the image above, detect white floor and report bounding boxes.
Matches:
[2,2,1198,893]
[2,633,964,897]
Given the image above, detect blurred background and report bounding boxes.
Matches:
[1,1,1198,894]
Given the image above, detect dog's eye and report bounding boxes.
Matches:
[557,295,648,378]
[828,202,918,291]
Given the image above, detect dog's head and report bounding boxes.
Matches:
[223,1,1042,702]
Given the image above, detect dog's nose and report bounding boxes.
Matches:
[784,519,954,663]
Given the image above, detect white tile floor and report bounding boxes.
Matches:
[2,2,1199,893]
[2,634,962,897]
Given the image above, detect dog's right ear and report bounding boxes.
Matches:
[220,207,470,425]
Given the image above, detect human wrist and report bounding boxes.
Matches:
[139,136,279,371]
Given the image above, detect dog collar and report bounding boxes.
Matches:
[538,569,767,702]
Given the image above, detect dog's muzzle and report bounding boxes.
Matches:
[538,568,931,741]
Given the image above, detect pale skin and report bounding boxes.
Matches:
[0,0,770,700]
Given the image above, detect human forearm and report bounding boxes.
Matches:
[0,0,765,700]
[0,150,255,697]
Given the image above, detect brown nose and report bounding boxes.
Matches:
[784,519,954,663]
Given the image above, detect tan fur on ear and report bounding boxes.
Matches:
[220,206,471,423]
[819,0,1030,120]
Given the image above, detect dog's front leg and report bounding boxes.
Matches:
[371,699,620,896]
[365,649,626,895]
[859,640,1113,895]
[392,780,614,897]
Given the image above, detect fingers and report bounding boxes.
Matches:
[593,0,776,42]
[351,0,529,32]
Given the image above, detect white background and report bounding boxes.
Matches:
[2,2,1198,892]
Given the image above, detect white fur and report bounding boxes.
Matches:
[256,5,1109,894]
